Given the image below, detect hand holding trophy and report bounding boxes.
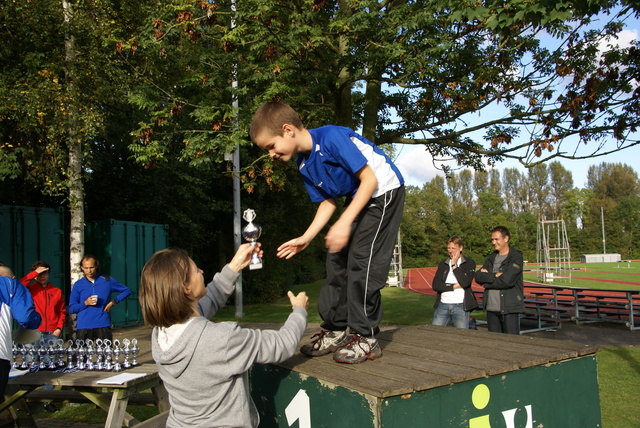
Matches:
[242,208,263,270]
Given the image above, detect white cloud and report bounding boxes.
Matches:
[393,145,444,187]
[598,28,637,51]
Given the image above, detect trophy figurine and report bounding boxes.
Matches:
[242,208,263,270]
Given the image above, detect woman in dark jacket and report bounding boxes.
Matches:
[432,236,478,329]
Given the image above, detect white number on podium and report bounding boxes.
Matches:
[285,389,311,428]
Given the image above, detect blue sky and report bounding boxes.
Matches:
[394,11,639,190]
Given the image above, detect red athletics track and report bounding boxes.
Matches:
[404,267,485,296]
[404,267,640,297]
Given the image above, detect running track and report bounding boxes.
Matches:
[404,267,640,296]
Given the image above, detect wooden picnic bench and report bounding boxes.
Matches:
[2,364,169,428]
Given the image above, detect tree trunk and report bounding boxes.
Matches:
[362,74,382,143]
[63,0,84,285]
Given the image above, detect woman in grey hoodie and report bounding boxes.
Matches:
[140,244,308,427]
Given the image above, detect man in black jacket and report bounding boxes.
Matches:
[431,236,478,329]
[475,226,525,334]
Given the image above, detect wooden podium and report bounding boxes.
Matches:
[250,325,601,427]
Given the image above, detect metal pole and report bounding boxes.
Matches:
[601,206,606,254]
[231,0,243,318]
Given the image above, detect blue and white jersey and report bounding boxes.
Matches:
[298,126,404,203]
[0,276,41,361]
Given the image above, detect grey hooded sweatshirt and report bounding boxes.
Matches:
[151,265,307,427]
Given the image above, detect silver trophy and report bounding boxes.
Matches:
[104,339,113,371]
[131,338,139,366]
[122,338,131,369]
[113,339,122,372]
[66,340,75,370]
[85,339,95,371]
[56,339,66,368]
[76,339,86,370]
[12,343,19,368]
[242,208,263,270]
[19,344,29,369]
[95,339,104,371]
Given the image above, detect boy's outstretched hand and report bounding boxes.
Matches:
[228,243,263,273]
[287,291,309,311]
[277,237,310,259]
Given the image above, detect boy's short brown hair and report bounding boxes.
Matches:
[140,248,196,328]
[249,102,303,141]
[31,260,51,272]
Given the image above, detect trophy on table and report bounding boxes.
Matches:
[242,208,263,270]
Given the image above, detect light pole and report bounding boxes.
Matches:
[231,0,243,318]
[601,206,606,254]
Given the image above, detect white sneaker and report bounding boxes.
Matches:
[333,334,382,364]
[300,329,349,357]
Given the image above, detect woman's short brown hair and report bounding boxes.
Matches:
[139,248,197,328]
[448,236,464,248]
[249,102,303,141]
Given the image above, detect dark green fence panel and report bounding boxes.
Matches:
[0,205,67,294]
[85,219,168,327]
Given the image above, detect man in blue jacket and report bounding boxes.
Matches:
[68,255,131,341]
[474,226,525,334]
[0,263,42,396]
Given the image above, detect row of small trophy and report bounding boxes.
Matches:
[12,338,139,372]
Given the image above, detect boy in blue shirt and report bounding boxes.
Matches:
[250,102,405,364]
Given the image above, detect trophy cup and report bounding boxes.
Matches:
[104,339,113,371]
[242,208,263,270]
[19,345,29,370]
[122,338,131,369]
[12,343,18,368]
[95,339,104,371]
[76,339,86,370]
[66,340,75,370]
[113,339,122,372]
[47,339,57,369]
[85,339,95,371]
[37,340,47,370]
[131,338,140,366]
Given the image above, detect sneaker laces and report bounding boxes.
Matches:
[308,330,329,350]
[342,335,373,354]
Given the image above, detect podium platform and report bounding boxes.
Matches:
[250,325,601,427]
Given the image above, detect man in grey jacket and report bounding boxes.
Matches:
[475,226,525,334]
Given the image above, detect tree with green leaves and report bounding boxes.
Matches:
[119,0,640,180]
[0,0,156,280]
[527,164,550,218]
[582,162,640,255]
[548,161,574,219]
[402,179,451,267]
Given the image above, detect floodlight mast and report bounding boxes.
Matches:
[231,0,243,318]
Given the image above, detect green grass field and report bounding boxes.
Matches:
[35,262,640,427]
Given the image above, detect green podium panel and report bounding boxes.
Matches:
[251,325,602,427]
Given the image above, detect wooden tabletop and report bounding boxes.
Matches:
[8,363,158,389]
[274,324,598,398]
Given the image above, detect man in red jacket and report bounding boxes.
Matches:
[20,261,66,340]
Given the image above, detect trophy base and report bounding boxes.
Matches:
[249,262,263,270]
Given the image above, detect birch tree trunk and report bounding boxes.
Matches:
[63,0,84,286]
